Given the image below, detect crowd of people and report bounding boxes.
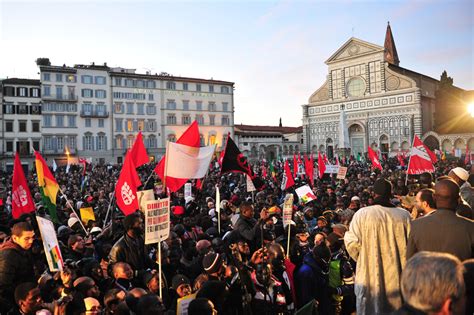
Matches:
[0,155,473,315]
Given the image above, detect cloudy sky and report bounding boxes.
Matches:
[1,0,472,127]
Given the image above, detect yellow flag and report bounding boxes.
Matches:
[80,207,95,224]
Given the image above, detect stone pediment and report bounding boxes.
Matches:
[384,64,416,91]
[325,37,384,64]
[309,79,330,103]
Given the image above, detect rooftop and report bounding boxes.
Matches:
[1,78,40,85]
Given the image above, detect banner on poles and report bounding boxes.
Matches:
[295,185,317,204]
[145,198,170,244]
[246,175,256,192]
[336,167,348,179]
[79,207,95,224]
[184,183,192,199]
[177,293,196,315]
[283,194,293,226]
[324,165,340,174]
[137,189,155,212]
[36,216,64,272]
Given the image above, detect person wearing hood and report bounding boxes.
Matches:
[295,243,332,312]
[0,222,36,313]
[290,221,311,270]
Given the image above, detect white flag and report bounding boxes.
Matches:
[165,142,216,179]
[52,160,58,172]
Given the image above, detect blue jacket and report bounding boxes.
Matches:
[294,252,331,313]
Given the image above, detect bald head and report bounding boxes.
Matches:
[434,179,460,210]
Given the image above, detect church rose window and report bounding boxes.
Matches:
[347,77,366,97]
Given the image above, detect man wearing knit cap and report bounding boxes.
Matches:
[202,252,225,281]
[344,178,411,315]
[449,166,474,214]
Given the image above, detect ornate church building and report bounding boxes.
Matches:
[302,23,474,158]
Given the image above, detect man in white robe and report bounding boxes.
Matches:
[344,178,411,315]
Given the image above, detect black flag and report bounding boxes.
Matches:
[221,136,264,189]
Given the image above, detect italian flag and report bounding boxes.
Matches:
[35,151,60,222]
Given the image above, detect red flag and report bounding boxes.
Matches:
[465,144,471,165]
[79,158,87,176]
[304,154,314,187]
[154,121,200,192]
[407,136,435,175]
[293,154,297,178]
[12,153,35,219]
[318,152,326,179]
[397,152,405,167]
[115,152,142,216]
[262,165,267,178]
[281,160,295,190]
[368,147,383,170]
[129,131,149,167]
[335,155,340,166]
[196,179,203,190]
[323,153,329,165]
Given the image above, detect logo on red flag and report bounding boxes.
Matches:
[12,153,35,219]
[407,136,435,174]
[116,152,142,215]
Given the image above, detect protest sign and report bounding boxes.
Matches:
[336,166,348,179]
[79,207,95,224]
[137,189,155,212]
[324,165,340,174]
[177,293,196,315]
[283,194,293,226]
[145,198,170,244]
[295,185,317,204]
[36,216,64,272]
[184,183,192,199]
[246,174,256,192]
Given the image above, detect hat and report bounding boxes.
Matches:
[67,217,79,228]
[143,271,156,285]
[172,206,185,216]
[90,227,102,235]
[185,196,194,205]
[317,216,327,223]
[202,252,223,274]
[171,274,190,290]
[196,239,212,253]
[57,225,72,238]
[351,196,360,202]
[451,167,469,182]
[373,178,392,197]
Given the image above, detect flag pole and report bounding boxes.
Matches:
[58,188,89,235]
[157,240,162,299]
[286,223,291,258]
[102,194,115,229]
[163,141,169,191]
[405,135,416,186]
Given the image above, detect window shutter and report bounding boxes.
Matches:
[122,138,126,149]
[133,121,138,132]
[105,136,108,150]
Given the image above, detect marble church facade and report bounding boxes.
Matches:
[302,23,474,158]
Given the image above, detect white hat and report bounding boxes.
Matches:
[90,227,102,234]
[67,217,79,228]
[351,196,360,202]
[451,167,469,181]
